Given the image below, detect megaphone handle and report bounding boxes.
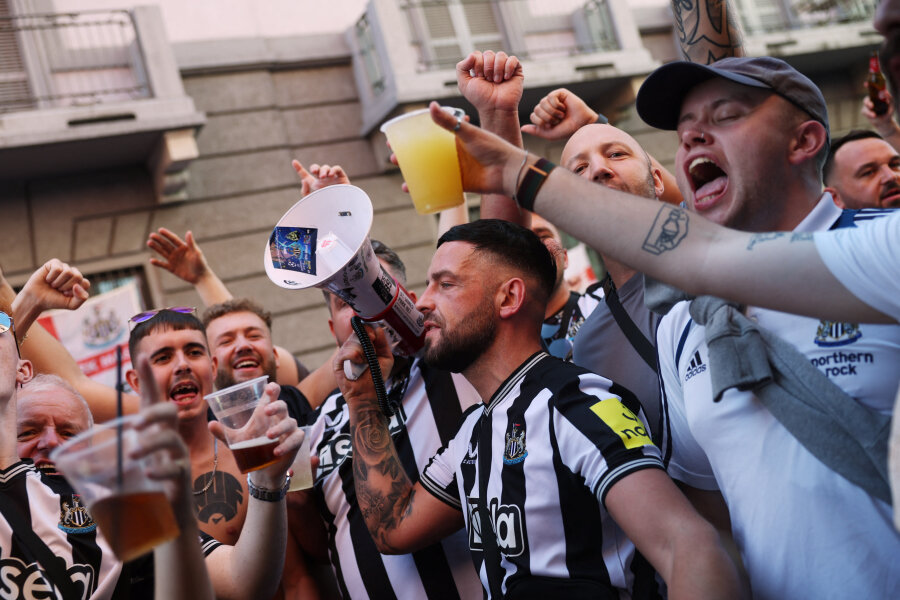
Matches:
[343,359,368,381]
[349,316,393,417]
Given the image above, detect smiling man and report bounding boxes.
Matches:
[823,129,900,209]
[16,374,92,476]
[202,299,314,425]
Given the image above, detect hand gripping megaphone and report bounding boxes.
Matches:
[263,184,425,360]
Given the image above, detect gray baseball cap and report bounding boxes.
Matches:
[636,56,829,140]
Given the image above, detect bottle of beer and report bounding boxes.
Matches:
[868,50,889,116]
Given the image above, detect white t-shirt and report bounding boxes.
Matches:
[815,210,900,322]
[658,199,900,600]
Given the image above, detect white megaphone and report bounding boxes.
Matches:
[263,184,425,361]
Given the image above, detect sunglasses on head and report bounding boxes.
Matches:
[128,306,196,330]
[0,311,20,357]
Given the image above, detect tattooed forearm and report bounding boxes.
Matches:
[642,206,689,255]
[350,404,416,552]
[672,0,745,64]
[746,232,785,250]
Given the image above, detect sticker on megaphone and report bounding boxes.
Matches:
[263,184,425,356]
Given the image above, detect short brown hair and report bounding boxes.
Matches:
[202,298,273,330]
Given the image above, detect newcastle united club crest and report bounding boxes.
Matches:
[59,494,97,534]
[503,423,528,465]
[814,320,862,347]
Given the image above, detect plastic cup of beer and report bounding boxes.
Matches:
[288,426,313,492]
[205,375,281,474]
[380,106,466,214]
[50,416,180,562]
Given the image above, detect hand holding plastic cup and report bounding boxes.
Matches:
[205,376,282,474]
[380,106,466,214]
[287,426,313,492]
[50,415,180,562]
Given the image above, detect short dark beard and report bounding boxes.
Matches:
[423,297,497,373]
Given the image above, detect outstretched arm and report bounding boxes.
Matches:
[672,0,744,64]
[424,102,892,323]
[334,327,463,553]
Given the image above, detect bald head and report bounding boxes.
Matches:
[561,124,660,199]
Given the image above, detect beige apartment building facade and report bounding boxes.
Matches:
[0,0,882,368]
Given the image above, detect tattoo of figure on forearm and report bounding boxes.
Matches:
[642,206,689,255]
[672,0,744,63]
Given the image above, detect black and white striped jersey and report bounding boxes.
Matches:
[421,352,664,599]
[309,357,483,599]
[0,461,122,599]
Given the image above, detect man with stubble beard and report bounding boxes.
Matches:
[333,219,744,599]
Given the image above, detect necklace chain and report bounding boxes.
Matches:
[192,438,218,495]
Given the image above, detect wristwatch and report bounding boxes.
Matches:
[247,473,291,502]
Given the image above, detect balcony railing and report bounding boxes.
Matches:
[400,0,620,71]
[739,0,878,34]
[0,9,151,114]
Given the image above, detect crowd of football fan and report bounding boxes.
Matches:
[1,1,898,599]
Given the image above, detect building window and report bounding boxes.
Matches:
[356,13,386,95]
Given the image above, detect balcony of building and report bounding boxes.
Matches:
[349,0,659,134]
[738,0,881,74]
[0,4,204,202]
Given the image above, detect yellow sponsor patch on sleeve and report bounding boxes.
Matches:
[589,398,652,449]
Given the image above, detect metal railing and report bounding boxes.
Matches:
[0,9,150,113]
[739,0,878,34]
[400,0,620,71]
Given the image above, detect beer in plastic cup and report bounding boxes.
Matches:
[50,415,180,562]
[205,376,281,473]
[288,426,313,492]
[380,107,466,214]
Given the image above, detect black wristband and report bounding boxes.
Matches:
[515,158,557,211]
[247,474,291,502]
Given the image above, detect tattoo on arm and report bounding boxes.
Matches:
[672,0,745,64]
[642,206,689,255]
[746,232,786,250]
[351,405,415,553]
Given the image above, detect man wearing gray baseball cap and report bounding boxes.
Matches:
[634,56,900,600]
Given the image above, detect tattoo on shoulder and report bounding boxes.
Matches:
[642,206,689,255]
[790,232,813,243]
[746,232,785,250]
[193,471,244,525]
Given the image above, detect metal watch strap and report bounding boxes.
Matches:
[515,157,557,211]
[247,474,291,502]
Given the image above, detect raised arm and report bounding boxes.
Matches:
[334,327,463,553]
[521,88,600,141]
[457,50,528,225]
[292,160,351,196]
[6,259,140,422]
[863,86,900,153]
[147,228,232,306]
[672,0,745,64]
[424,102,892,323]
